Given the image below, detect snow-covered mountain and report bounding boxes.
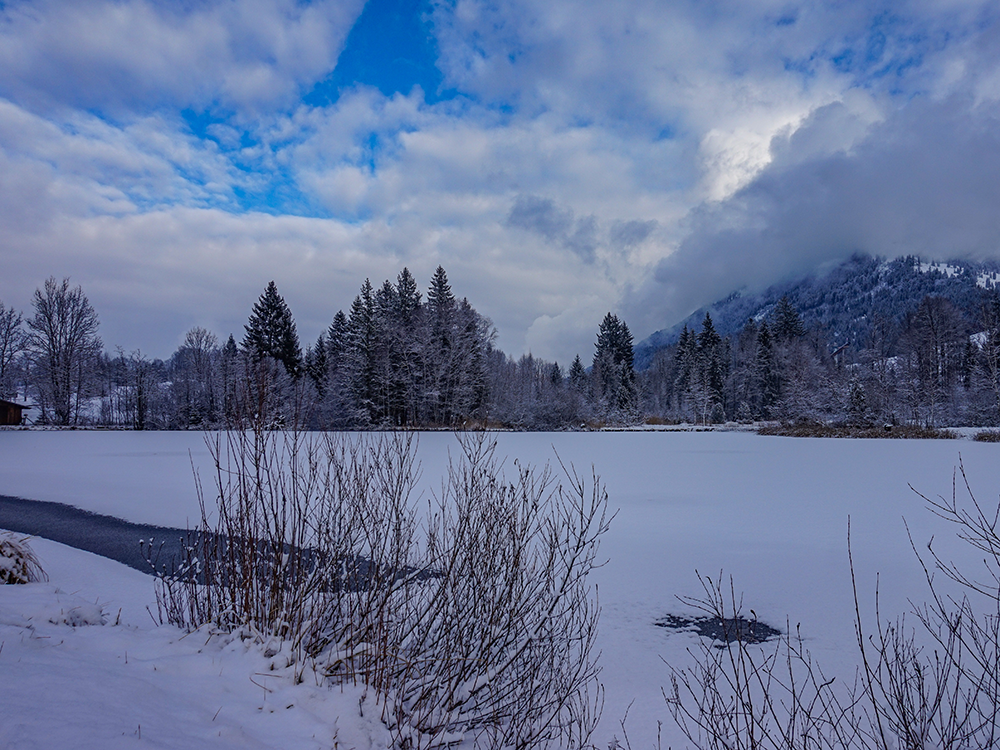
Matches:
[636,254,1000,369]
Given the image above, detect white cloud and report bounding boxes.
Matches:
[0,0,364,113]
[2,0,1000,366]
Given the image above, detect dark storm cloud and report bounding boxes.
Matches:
[506,195,574,242]
[610,219,657,249]
[626,92,1000,334]
[506,194,599,262]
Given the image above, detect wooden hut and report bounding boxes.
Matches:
[0,399,30,426]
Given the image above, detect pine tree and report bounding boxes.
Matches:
[220,334,239,424]
[772,296,806,340]
[673,326,696,414]
[423,267,457,424]
[754,321,779,417]
[549,362,563,387]
[427,266,455,321]
[698,312,725,403]
[242,281,302,376]
[347,279,378,424]
[688,312,725,423]
[396,267,421,326]
[592,312,637,419]
[306,333,328,396]
[327,311,349,362]
[321,310,354,427]
[569,355,587,390]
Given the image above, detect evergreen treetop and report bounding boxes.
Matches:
[771,296,807,340]
[242,281,302,376]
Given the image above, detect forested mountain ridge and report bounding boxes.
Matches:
[636,254,1000,370]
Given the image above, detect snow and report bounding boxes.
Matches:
[978,270,1000,289]
[917,260,963,278]
[3,429,1000,748]
[0,536,392,749]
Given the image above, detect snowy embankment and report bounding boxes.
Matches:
[2,429,999,748]
[0,537,389,749]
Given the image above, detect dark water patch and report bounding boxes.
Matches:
[656,613,781,646]
[0,494,191,576]
[0,495,442,589]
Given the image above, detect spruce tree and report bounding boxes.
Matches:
[306,333,328,396]
[396,267,421,326]
[549,362,563,387]
[754,321,779,416]
[772,296,806,340]
[242,281,302,376]
[592,312,637,418]
[427,266,455,319]
[220,334,239,424]
[697,312,725,407]
[673,326,696,412]
[347,279,378,424]
[569,355,587,390]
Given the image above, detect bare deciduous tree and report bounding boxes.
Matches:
[26,277,102,425]
[0,299,26,400]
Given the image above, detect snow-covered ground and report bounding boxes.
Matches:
[2,429,999,749]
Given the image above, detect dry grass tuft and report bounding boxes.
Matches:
[0,533,48,584]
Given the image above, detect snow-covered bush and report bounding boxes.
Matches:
[154,428,610,750]
[0,533,47,584]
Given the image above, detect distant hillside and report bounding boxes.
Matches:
[635,254,1000,369]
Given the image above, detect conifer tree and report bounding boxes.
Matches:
[347,279,378,424]
[569,355,587,390]
[427,265,455,321]
[220,334,239,424]
[242,281,302,376]
[754,321,779,416]
[697,312,725,407]
[306,333,328,396]
[673,325,696,413]
[396,267,421,326]
[772,296,806,340]
[321,310,354,427]
[592,312,637,419]
[549,362,563,387]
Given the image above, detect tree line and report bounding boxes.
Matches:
[642,293,1000,427]
[0,271,638,429]
[5,272,1000,429]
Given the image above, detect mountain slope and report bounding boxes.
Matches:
[635,254,1000,369]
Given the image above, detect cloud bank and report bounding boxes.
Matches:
[0,0,998,364]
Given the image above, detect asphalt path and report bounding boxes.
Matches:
[0,494,195,576]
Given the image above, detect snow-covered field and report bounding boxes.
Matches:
[2,429,999,749]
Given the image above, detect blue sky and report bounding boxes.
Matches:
[1,0,999,364]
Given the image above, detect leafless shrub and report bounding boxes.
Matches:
[154,428,610,749]
[757,423,956,439]
[665,464,1000,750]
[0,532,47,584]
[973,429,1000,443]
[664,573,861,750]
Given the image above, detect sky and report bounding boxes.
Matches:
[2,0,1000,364]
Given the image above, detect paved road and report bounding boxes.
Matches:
[0,494,195,576]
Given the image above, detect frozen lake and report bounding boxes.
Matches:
[2,428,998,748]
